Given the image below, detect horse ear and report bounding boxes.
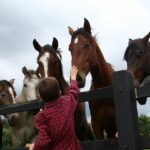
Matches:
[33,39,41,52]
[68,26,74,36]
[52,37,58,50]
[9,79,15,85]
[141,32,150,47]
[128,38,132,45]
[84,18,91,34]
[22,66,28,75]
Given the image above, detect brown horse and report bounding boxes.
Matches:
[33,37,95,141]
[124,32,150,104]
[68,18,117,139]
[0,79,16,148]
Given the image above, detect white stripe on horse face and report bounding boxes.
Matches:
[39,52,50,78]
[8,87,16,104]
[74,37,79,44]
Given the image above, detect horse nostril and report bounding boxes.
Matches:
[11,116,16,122]
[8,115,17,126]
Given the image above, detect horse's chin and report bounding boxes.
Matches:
[139,74,150,87]
[136,75,150,105]
[76,73,86,88]
[137,98,147,105]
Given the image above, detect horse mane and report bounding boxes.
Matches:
[27,70,41,79]
[93,39,114,83]
[72,28,92,40]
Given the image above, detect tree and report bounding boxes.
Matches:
[2,119,11,148]
[138,114,150,136]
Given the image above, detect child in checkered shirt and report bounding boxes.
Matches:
[26,66,80,150]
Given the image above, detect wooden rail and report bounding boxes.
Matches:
[1,70,150,150]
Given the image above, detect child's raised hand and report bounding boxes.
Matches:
[70,66,78,80]
[26,143,34,150]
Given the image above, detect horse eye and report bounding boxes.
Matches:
[84,43,90,48]
[135,49,143,56]
[1,93,5,97]
[23,84,27,87]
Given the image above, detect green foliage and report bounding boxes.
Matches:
[2,119,12,148]
[1,115,150,149]
[138,114,150,136]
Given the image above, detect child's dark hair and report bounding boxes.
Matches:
[38,77,60,102]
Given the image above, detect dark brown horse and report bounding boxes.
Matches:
[68,18,117,139]
[124,32,150,104]
[0,79,16,148]
[33,37,95,141]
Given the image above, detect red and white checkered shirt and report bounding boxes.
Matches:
[33,80,80,150]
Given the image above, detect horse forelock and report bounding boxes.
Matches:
[43,44,62,59]
[72,28,92,41]
[26,70,41,80]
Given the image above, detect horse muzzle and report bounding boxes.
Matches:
[7,113,19,127]
[76,72,86,88]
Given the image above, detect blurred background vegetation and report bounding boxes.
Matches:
[1,114,150,148]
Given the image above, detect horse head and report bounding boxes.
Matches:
[21,66,41,101]
[0,79,18,126]
[33,38,68,95]
[0,79,16,106]
[124,32,150,104]
[68,18,101,88]
[33,37,62,79]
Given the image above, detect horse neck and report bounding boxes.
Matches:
[49,61,69,95]
[90,44,113,88]
[148,42,150,51]
[58,77,69,95]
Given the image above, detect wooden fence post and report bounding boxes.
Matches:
[112,71,140,150]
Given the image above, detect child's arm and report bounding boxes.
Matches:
[70,65,78,81]
[65,66,79,99]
